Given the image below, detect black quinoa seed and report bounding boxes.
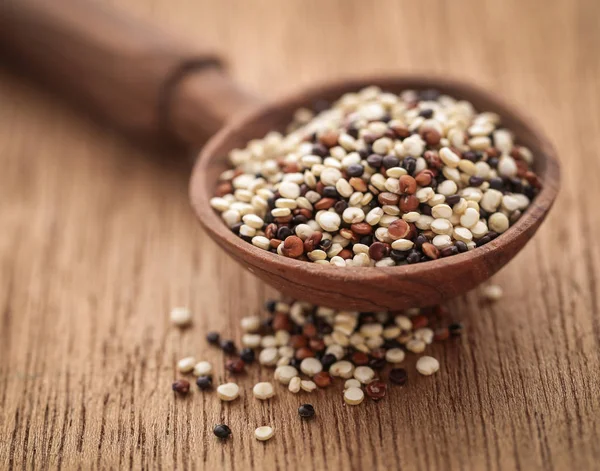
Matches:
[415,234,428,250]
[298,404,315,419]
[449,322,464,336]
[220,340,236,354]
[360,235,374,246]
[445,194,461,206]
[487,231,499,240]
[441,246,459,257]
[462,151,477,162]
[383,339,402,350]
[347,164,364,178]
[369,357,386,370]
[389,368,408,385]
[476,236,491,247]
[455,241,469,253]
[320,353,337,370]
[240,348,255,363]
[206,332,220,345]
[292,215,308,225]
[382,155,399,169]
[406,251,421,264]
[346,124,360,139]
[390,250,406,263]
[419,108,434,118]
[469,176,484,187]
[489,177,504,190]
[402,156,417,175]
[323,186,339,198]
[334,200,348,214]
[196,376,213,390]
[312,144,328,157]
[366,154,382,168]
[277,226,292,240]
[213,424,232,439]
[319,239,333,251]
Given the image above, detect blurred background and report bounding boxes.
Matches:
[1,0,599,470]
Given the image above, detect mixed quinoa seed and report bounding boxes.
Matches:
[210,86,542,266]
[169,293,508,440]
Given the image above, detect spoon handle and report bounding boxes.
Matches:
[0,0,259,147]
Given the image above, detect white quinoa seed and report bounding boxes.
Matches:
[414,328,435,344]
[259,347,279,366]
[385,348,406,364]
[193,361,212,376]
[344,387,365,405]
[300,380,317,392]
[395,315,412,331]
[261,335,277,348]
[344,379,362,389]
[489,212,510,233]
[274,365,299,384]
[252,236,271,250]
[406,339,426,353]
[170,307,192,327]
[217,383,240,401]
[253,382,275,400]
[353,366,375,384]
[300,358,323,376]
[330,361,355,378]
[241,315,261,333]
[416,356,440,376]
[177,357,196,373]
[484,284,503,301]
[242,334,262,348]
[255,426,275,441]
[288,376,301,393]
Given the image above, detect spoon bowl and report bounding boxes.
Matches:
[191,76,560,311]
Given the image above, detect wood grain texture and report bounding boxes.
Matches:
[1,0,599,469]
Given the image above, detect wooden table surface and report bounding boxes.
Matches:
[1,0,599,469]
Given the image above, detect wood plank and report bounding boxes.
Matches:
[1,0,599,469]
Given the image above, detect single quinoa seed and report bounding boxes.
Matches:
[172,379,190,395]
[253,382,275,400]
[416,356,440,376]
[240,348,256,363]
[212,87,540,268]
[483,284,503,301]
[216,382,240,401]
[220,340,236,354]
[344,387,365,405]
[170,307,192,327]
[196,376,212,390]
[213,424,232,439]
[366,381,387,401]
[255,426,275,441]
[389,368,408,385]
[206,331,220,344]
[298,404,315,419]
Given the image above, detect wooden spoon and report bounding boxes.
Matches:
[0,0,560,311]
